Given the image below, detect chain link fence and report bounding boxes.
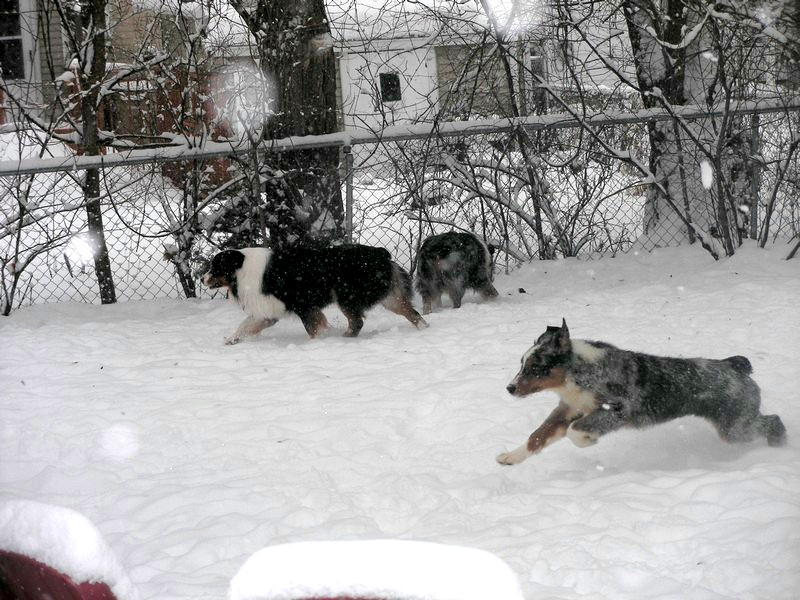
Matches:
[2,106,798,314]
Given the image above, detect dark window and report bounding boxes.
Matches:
[0,39,23,79]
[379,73,401,103]
[0,0,23,80]
[0,0,21,37]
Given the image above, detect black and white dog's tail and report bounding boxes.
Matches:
[391,261,414,296]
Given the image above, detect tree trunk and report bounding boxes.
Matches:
[80,0,116,303]
[622,0,762,257]
[623,1,697,245]
[230,0,343,249]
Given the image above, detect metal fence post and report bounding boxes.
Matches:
[343,145,354,242]
[750,112,761,240]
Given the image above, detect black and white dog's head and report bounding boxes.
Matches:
[201,249,246,291]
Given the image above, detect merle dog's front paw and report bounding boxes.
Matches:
[496,446,531,466]
[224,335,241,346]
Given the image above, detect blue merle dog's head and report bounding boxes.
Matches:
[507,319,572,396]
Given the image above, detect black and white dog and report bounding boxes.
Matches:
[415,231,498,314]
[497,320,786,465]
[202,245,427,344]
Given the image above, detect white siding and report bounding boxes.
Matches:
[338,39,439,132]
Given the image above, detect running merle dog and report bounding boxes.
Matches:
[497,320,786,465]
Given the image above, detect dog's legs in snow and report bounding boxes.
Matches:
[338,307,365,337]
[225,316,278,345]
[381,294,428,330]
[497,402,581,465]
[445,277,465,309]
[298,310,330,339]
[566,407,626,447]
[479,282,499,301]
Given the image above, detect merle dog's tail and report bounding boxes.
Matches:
[723,355,753,374]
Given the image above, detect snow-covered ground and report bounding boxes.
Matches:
[1,242,798,599]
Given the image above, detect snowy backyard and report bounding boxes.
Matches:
[1,241,798,599]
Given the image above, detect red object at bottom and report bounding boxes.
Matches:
[0,550,117,600]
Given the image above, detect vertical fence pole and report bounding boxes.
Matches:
[749,112,761,240]
[343,145,354,242]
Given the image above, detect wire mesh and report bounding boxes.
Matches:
[1,108,797,314]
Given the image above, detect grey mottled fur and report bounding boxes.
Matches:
[499,320,786,465]
[415,232,498,314]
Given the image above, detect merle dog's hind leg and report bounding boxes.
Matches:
[445,278,465,309]
[480,281,499,301]
[420,289,439,315]
[706,385,780,446]
[760,414,787,447]
[225,316,278,345]
[715,411,787,447]
[567,407,625,447]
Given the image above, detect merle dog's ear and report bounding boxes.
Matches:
[555,319,571,352]
[540,320,570,352]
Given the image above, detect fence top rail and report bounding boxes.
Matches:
[0,98,798,177]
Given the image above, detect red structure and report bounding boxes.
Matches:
[0,550,117,600]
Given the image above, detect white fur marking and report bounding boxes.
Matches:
[572,340,606,363]
[551,377,599,414]
[496,445,531,465]
[235,248,287,320]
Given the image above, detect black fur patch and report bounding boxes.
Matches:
[263,245,396,317]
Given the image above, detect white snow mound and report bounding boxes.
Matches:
[228,539,525,600]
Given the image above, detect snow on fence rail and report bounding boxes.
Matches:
[1,102,798,314]
[0,99,797,177]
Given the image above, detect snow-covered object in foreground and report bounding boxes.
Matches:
[0,500,139,600]
[228,540,525,600]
